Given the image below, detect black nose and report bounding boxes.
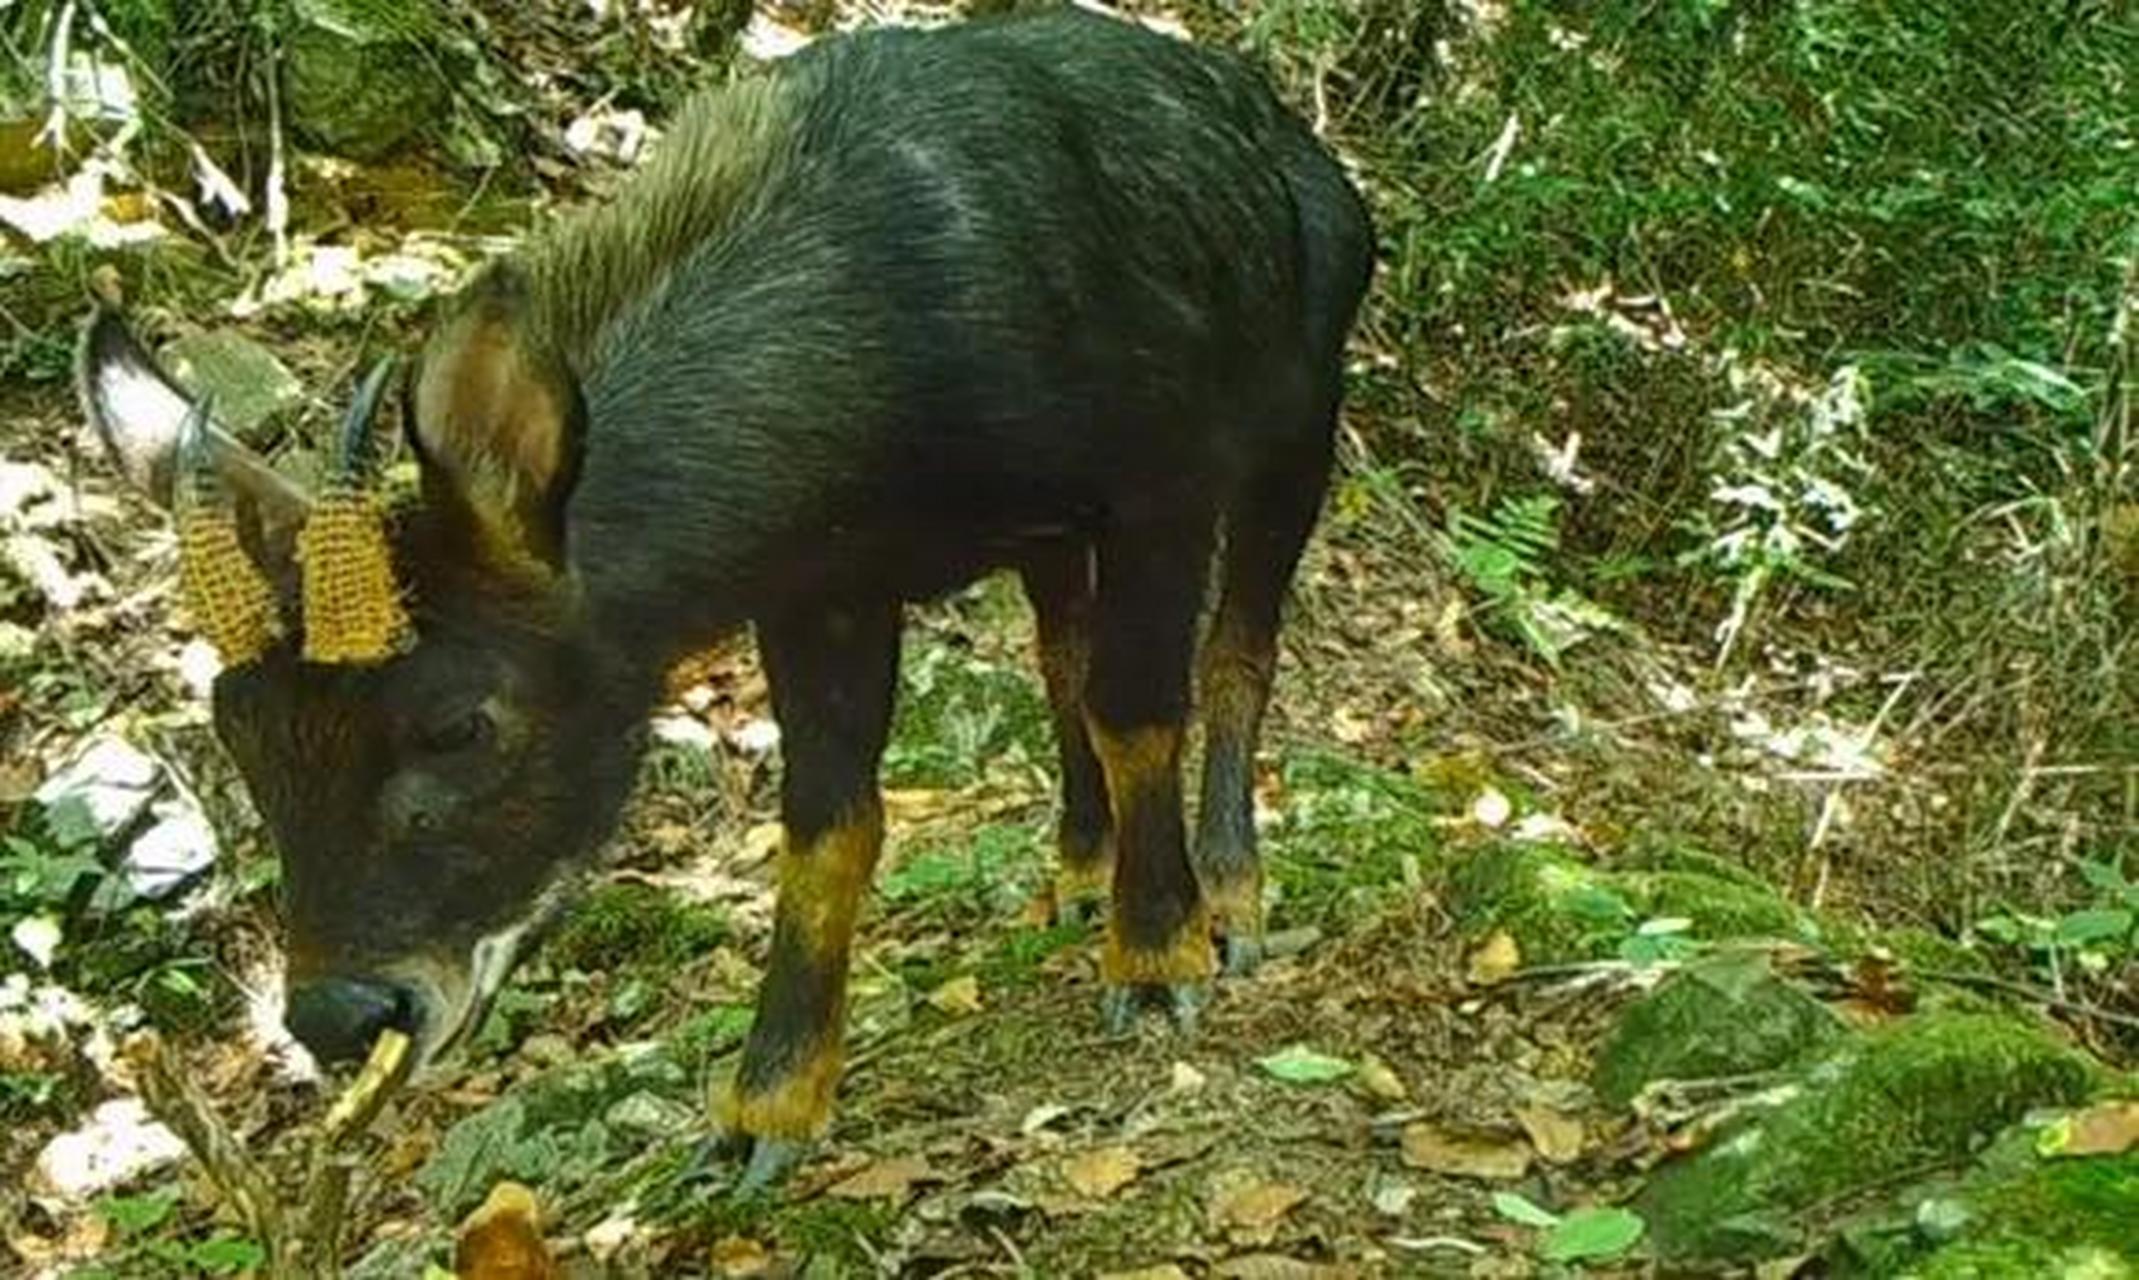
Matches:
[285,976,420,1064]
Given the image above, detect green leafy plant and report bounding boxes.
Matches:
[1680,362,1871,668]
[1,798,107,914]
[1443,493,1620,666]
[879,822,1039,921]
[1975,858,2138,982]
[1618,916,1701,967]
[1493,1192,1648,1263]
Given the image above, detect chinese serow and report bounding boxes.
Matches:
[77,7,1372,1185]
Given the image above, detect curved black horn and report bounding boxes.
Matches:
[332,356,401,485]
[172,393,224,514]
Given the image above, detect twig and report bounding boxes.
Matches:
[1917,968,2139,1032]
[129,1029,413,1279]
[264,33,289,271]
[40,0,78,152]
[126,1033,287,1263]
[298,1029,412,1277]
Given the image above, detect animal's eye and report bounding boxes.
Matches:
[420,707,494,755]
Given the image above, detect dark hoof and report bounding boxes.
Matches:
[1099,982,1209,1036]
[1058,892,1104,928]
[735,1136,813,1196]
[1219,931,1264,976]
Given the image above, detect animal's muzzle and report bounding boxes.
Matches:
[285,974,423,1065]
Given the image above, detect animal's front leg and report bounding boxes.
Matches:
[715,602,899,1192]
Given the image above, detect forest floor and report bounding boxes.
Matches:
[2,3,2135,1278]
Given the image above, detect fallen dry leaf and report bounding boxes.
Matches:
[1097,1268,1191,1280]
[884,786,957,822]
[1356,1053,1408,1102]
[1063,1144,1142,1199]
[738,821,784,866]
[1466,931,1522,986]
[1399,1123,1532,1180]
[1513,1103,1585,1165]
[454,1182,560,1280]
[710,1234,774,1277]
[1209,1177,1309,1245]
[2043,1100,2139,1157]
[927,974,983,1016]
[826,1155,932,1201]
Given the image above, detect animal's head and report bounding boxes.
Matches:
[76,269,646,1071]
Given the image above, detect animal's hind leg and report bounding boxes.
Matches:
[1022,545,1113,921]
[1084,512,1217,1032]
[1196,426,1335,974]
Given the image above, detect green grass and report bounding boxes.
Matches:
[543,881,731,974]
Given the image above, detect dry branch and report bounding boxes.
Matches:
[128,1029,412,1279]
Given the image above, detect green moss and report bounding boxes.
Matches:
[1617,835,1772,890]
[1449,841,1814,962]
[1593,953,1846,1107]
[1898,1134,2139,1278]
[545,883,730,974]
[1883,926,1996,977]
[1641,1012,2103,1263]
[1450,842,1634,962]
[1909,1241,2131,1279]
[1634,870,1818,942]
[1267,751,1443,928]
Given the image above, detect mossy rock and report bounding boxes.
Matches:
[1833,1115,2139,1278]
[1639,1011,2104,1263]
[1450,842,1635,963]
[1450,843,1814,963]
[161,330,302,442]
[1903,1155,2139,1277]
[282,0,450,159]
[1593,951,1846,1106]
[1633,869,1820,943]
[1909,1241,2132,1279]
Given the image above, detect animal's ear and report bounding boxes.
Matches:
[75,277,311,547]
[409,263,586,574]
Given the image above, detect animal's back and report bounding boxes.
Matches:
[558,9,1372,618]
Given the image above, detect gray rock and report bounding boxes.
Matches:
[34,737,160,844]
[123,801,219,899]
[161,330,302,443]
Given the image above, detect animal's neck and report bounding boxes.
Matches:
[514,73,802,369]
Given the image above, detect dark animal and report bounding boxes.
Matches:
[77,6,1373,1186]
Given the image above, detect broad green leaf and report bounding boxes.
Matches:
[1490,1190,1561,1228]
[2053,909,2133,947]
[2077,859,2128,893]
[1255,1044,1354,1085]
[187,1235,266,1274]
[96,1188,179,1235]
[1542,1206,1646,1262]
